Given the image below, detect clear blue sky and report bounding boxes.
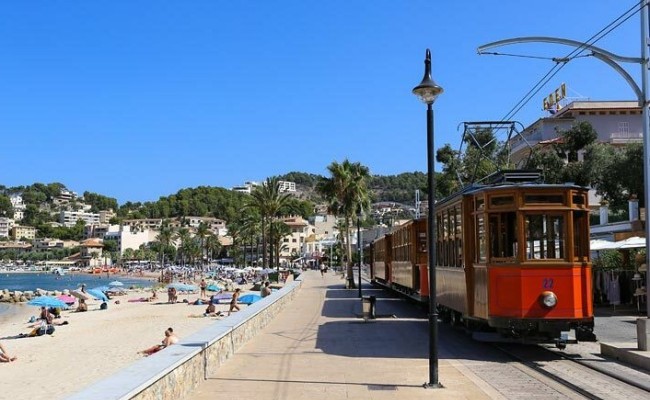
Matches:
[0,1,642,203]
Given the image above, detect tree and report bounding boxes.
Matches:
[247,177,292,269]
[317,159,371,289]
[0,195,13,218]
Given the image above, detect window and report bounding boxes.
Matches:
[476,215,486,262]
[525,194,564,204]
[573,211,589,261]
[489,212,517,262]
[618,121,630,135]
[525,214,565,260]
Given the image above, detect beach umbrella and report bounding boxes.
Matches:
[211,293,232,304]
[167,283,197,292]
[206,284,222,292]
[56,295,76,305]
[70,289,92,301]
[109,280,124,287]
[27,296,70,309]
[92,286,110,292]
[107,286,127,293]
[590,239,620,251]
[238,294,262,305]
[86,289,108,301]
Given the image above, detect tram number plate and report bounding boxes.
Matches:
[542,278,554,289]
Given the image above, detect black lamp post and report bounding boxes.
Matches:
[357,205,363,298]
[412,48,443,389]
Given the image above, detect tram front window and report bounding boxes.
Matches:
[525,214,565,260]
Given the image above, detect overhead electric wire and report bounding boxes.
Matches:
[496,0,645,125]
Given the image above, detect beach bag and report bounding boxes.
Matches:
[46,325,55,335]
[100,302,108,310]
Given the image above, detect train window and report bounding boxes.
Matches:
[525,194,565,204]
[476,215,487,262]
[455,206,462,236]
[490,196,514,207]
[476,198,485,211]
[525,214,566,260]
[489,212,517,262]
[573,211,589,261]
[572,194,585,206]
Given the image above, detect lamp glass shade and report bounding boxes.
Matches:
[413,82,443,104]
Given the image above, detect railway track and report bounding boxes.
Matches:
[494,343,650,400]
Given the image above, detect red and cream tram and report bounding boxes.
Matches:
[370,171,595,343]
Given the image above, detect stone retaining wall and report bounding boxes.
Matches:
[66,276,302,400]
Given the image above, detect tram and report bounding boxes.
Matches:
[370,170,596,345]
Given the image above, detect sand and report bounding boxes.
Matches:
[0,287,248,400]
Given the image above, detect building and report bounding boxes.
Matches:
[278,216,309,264]
[99,210,116,224]
[11,225,37,241]
[231,181,260,194]
[59,210,101,228]
[32,238,78,252]
[83,224,116,239]
[79,238,104,267]
[0,217,14,239]
[510,101,642,167]
[9,194,25,221]
[103,225,157,255]
[0,241,31,253]
[278,180,296,192]
[121,217,226,236]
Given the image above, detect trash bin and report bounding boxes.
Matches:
[362,295,376,320]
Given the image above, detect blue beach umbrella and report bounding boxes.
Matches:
[27,296,70,309]
[206,284,221,292]
[92,286,110,292]
[108,280,124,287]
[86,289,108,301]
[238,294,262,305]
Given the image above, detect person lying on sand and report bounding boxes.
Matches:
[0,342,17,362]
[138,327,178,356]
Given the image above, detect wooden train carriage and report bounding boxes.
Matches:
[371,234,392,284]
[435,178,594,340]
[389,219,428,299]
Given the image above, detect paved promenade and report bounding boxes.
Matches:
[191,270,494,400]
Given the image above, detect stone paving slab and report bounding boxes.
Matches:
[190,270,493,400]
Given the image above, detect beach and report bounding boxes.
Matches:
[0,286,247,400]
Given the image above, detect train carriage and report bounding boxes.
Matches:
[370,171,595,344]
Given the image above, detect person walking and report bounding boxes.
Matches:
[228,288,241,316]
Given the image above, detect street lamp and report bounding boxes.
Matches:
[357,204,363,298]
[412,48,443,389]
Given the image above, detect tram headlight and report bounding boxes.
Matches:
[540,291,557,309]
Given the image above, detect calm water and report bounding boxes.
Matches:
[0,273,154,317]
[0,273,152,292]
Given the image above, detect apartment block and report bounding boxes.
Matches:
[59,210,101,228]
[11,225,37,241]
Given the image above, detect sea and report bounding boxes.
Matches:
[0,273,154,317]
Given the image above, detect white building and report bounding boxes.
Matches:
[59,210,101,228]
[231,181,260,194]
[9,194,25,221]
[278,180,296,192]
[103,225,157,255]
[278,216,309,264]
[0,217,14,239]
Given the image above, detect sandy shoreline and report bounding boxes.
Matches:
[0,283,256,400]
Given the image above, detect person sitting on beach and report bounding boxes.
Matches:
[204,302,216,316]
[138,327,178,356]
[0,341,17,362]
[149,288,158,301]
[76,298,88,312]
[40,307,54,324]
[260,281,272,298]
[228,288,241,316]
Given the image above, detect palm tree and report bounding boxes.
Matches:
[240,213,261,267]
[205,233,221,263]
[156,219,174,268]
[247,177,292,269]
[269,220,291,270]
[317,159,371,289]
[195,221,210,272]
[175,227,191,268]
